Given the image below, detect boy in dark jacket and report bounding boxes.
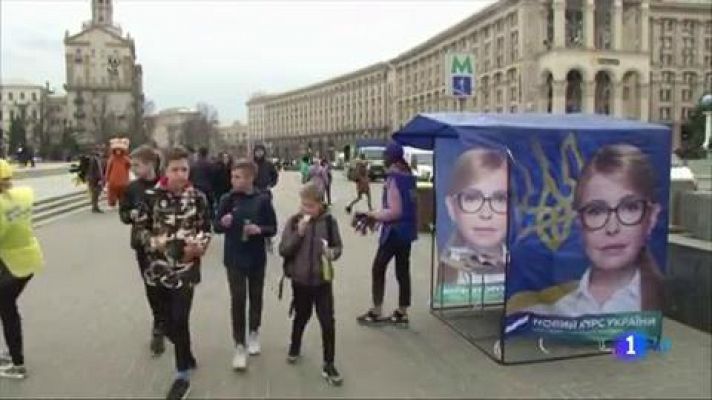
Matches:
[279,182,343,386]
[214,159,277,371]
[134,146,211,400]
[118,145,165,356]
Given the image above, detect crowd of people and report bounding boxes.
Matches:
[0,140,419,400]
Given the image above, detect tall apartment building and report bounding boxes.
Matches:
[248,0,712,159]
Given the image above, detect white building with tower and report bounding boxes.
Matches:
[63,0,144,146]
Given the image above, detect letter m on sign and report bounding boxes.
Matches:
[451,55,473,75]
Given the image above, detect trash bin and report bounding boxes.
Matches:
[416,181,434,233]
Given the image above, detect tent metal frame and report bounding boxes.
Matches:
[424,142,647,365]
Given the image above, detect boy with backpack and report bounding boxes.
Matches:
[119,145,166,356]
[278,182,343,385]
[214,159,277,371]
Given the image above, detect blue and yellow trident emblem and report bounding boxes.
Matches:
[513,134,585,251]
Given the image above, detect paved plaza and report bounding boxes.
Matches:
[1,172,710,398]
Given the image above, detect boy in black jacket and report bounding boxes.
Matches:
[118,145,165,356]
[214,159,277,371]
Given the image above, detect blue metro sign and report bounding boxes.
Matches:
[452,76,472,97]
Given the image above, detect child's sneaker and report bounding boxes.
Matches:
[390,310,409,326]
[166,377,190,400]
[0,365,27,380]
[232,345,248,371]
[247,331,261,355]
[356,310,385,324]
[322,363,343,386]
[150,331,165,357]
[0,351,11,368]
[286,351,300,364]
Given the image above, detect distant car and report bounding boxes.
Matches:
[671,154,697,189]
[404,147,433,182]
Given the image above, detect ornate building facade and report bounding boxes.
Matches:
[248,0,712,159]
[64,0,144,145]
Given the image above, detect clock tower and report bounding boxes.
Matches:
[92,0,113,26]
[63,0,144,146]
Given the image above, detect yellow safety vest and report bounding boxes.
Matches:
[0,187,44,278]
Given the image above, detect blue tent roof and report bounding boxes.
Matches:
[392,112,670,150]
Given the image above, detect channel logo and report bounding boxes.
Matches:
[613,332,671,361]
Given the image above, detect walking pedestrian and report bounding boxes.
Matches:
[308,159,329,202]
[213,159,277,371]
[345,153,373,214]
[105,138,131,209]
[320,158,333,206]
[87,145,105,213]
[299,155,311,184]
[213,152,233,209]
[118,145,166,357]
[356,142,418,325]
[134,146,212,400]
[279,182,343,385]
[0,159,44,380]
[253,144,278,194]
[189,147,216,218]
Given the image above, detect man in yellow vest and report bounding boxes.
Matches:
[0,159,43,380]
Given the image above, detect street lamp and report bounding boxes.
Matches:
[700,93,712,151]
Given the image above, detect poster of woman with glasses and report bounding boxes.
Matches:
[436,147,509,305]
[523,144,665,317]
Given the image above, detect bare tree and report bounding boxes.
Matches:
[182,102,220,151]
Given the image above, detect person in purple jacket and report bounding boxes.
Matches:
[356,142,418,325]
[308,158,330,203]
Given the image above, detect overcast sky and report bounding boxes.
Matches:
[1,0,495,124]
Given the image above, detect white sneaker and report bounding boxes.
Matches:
[247,331,261,355]
[0,351,11,370]
[232,345,247,371]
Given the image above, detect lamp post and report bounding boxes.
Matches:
[700,93,712,151]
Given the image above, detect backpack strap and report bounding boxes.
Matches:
[325,213,335,247]
[278,214,300,302]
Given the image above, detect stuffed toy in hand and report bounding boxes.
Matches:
[351,212,379,236]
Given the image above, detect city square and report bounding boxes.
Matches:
[1,0,712,399]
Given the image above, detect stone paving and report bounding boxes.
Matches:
[0,172,710,399]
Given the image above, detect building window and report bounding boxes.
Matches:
[660,107,671,120]
[684,72,697,85]
[660,88,672,102]
[665,19,674,31]
[20,92,25,100]
[31,92,37,101]
[0,110,3,121]
[682,89,692,102]
[681,107,689,120]
[10,110,15,120]
[8,92,13,100]
[32,109,37,119]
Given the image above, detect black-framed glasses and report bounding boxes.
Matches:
[455,189,508,214]
[578,197,649,231]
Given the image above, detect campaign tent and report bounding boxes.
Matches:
[393,113,671,364]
